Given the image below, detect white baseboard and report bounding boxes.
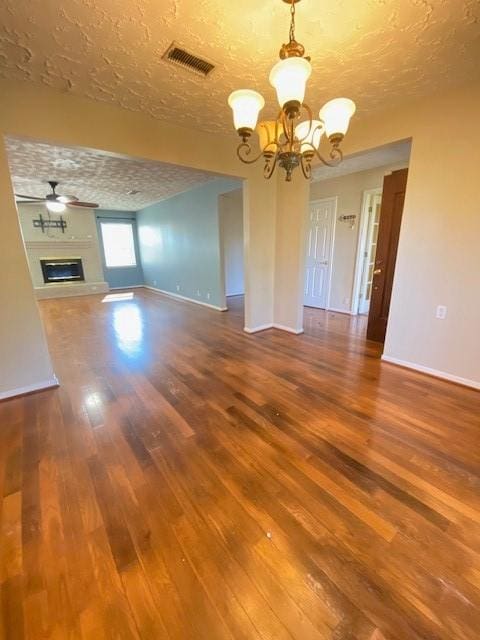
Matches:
[244,323,273,334]
[109,285,144,290]
[143,286,227,311]
[0,375,59,401]
[273,323,304,334]
[381,355,480,390]
[327,307,354,316]
[244,323,304,335]
[226,292,245,297]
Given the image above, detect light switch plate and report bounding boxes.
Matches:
[436,305,447,320]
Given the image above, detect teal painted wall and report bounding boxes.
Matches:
[137,179,240,309]
[96,210,144,289]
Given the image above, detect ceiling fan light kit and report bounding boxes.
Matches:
[15,180,99,210]
[228,0,356,181]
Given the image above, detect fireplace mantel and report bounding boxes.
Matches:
[25,239,95,251]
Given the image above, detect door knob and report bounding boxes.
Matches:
[373,268,382,275]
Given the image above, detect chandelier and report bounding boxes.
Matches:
[227,0,356,181]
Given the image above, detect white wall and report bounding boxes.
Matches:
[309,162,408,314]
[383,112,480,387]
[219,189,244,296]
[0,146,56,398]
[274,175,310,333]
[274,83,480,387]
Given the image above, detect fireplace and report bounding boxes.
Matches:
[40,258,85,283]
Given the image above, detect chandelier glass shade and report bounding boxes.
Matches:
[228,0,356,181]
[269,57,312,108]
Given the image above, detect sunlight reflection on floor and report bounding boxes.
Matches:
[112,303,144,357]
[102,292,134,303]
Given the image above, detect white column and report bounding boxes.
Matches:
[273,172,309,333]
[242,173,277,332]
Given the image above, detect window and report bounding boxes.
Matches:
[100,222,137,268]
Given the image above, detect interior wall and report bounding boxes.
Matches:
[95,210,144,289]
[0,146,56,397]
[1,78,479,393]
[309,162,408,314]
[219,188,244,296]
[381,103,480,386]
[276,83,480,386]
[0,79,276,397]
[137,178,240,310]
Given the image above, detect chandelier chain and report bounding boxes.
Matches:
[289,0,296,43]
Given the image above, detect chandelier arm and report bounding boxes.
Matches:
[294,103,315,145]
[309,144,343,167]
[264,152,279,180]
[279,109,290,145]
[236,142,268,165]
[300,154,312,180]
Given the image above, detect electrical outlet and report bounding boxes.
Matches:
[197,289,201,297]
[176,284,180,291]
[436,305,447,320]
[153,279,157,287]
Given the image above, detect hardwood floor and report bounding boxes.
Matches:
[1,289,480,639]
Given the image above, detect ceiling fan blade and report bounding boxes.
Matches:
[68,201,99,209]
[15,193,46,201]
[58,195,79,203]
[16,199,47,204]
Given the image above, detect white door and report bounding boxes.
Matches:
[304,197,336,308]
[358,191,382,314]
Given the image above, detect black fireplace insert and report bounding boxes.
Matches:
[40,258,85,283]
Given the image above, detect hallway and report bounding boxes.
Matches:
[1,290,479,639]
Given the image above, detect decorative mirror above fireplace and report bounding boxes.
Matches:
[40,257,85,284]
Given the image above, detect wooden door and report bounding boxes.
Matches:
[304,197,336,308]
[367,168,408,343]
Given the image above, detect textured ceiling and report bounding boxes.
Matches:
[312,140,411,181]
[0,1,479,134]
[5,137,219,210]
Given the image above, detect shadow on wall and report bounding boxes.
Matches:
[219,188,244,298]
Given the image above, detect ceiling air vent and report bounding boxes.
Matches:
[162,42,215,77]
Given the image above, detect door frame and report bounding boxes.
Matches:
[351,188,382,315]
[304,196,337,310]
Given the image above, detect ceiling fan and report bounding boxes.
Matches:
[15,180,99,213]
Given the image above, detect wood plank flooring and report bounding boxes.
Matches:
[1,289,480,639]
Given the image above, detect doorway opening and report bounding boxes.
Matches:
[355,189,382,315]
[218,188,245,308]
[6,135,243,324]
[304,140,411,346]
